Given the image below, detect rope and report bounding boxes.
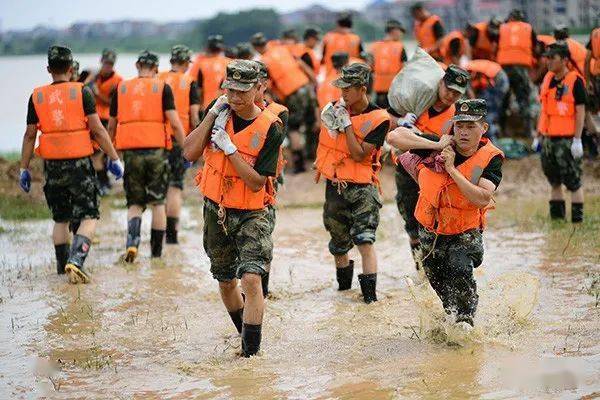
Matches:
[217,204,228,236]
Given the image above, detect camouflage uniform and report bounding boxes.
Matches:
[323,182,382,255]
[502,65,534,133]
[285,84,313,135]
[541,137,582,191]
[167,143,186,189]
[43,157,100,222]
[123,149,169,207]
[419,227,483,322]
[394,167,420,241]
[203,200,273,282]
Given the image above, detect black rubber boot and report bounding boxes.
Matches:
[549,200,566,220]
[125,217,142,263]
[150,229,165,258]
[336,260,354,291]
[261,273,270,298]
[228,308,244,334]
[358,273,378,304]
[65,234,91,284]
[572,202,583,223]
[241,323,262,357]
[54,244,69,275]
[292,150,306,174]
[166,217,179,244]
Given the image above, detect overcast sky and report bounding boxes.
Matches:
[0,0,370,31]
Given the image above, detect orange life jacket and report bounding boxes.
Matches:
[538,70,580,137]
[370,40,404,93]
[472,22,494,60]
[158,70,193,135]
[199,109,281,210]
[264,101,288,206]
[565,38,586,76]
[115,77,170,150]
[415,104,456,137]
[32,82,94,160]
[415,138,504,235]
[414,15,442,53]
[261,46,309,100]
[537,34,555,47]
[467,59,502,90]
[315,108,389,185]
[497,21,533,67]
[322,31,362,73]
[292,43,320,77]
[188,54,230,108]
[439,30,466,65]
[94,72,122,120]
[317,70,342,109]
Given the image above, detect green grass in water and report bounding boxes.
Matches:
[0,195,50,220]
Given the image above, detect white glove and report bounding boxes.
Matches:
[214,108,230,129]
[208,95,229,116]
[571,137,583,159]
[334,106,352,129]
[211,126,237,155]
[531,136,540,152]
[320,102,339,131]
[397,113,417,128]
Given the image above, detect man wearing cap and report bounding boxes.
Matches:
[411,2,445,58]
[388,99,504,327]
[536,42,586,223]
[157,45,201,244]
[235,43,253,60]
[466,17,500,61]
[369,19,408,108]
[252,32,313,174]
[89,48,123,195]
[315,63,390,303]
[322,13,363,75]
[184,60,284,357]
[496,9,537,137]
[19,45,124,284]
[108,50,186,262]
[388,65,469,271]
[188,35,231,111]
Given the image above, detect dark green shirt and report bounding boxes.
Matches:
[27,81,96,124]
[204,98,284,177]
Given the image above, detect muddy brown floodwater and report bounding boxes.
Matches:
[1,163,599,399]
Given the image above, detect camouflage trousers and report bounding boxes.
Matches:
[419,227,484,321]
[285,84,313,132]
[541,137,582,191]
[43,157,100,222]
[167,143,186,190]
[323,181,382,256]
[502,65,534,132]
[123,149,169,208]
[395,166,420,241]
[476,70,510,141]
[203,199,273,282]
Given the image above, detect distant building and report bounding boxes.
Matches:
[512,0,599,32]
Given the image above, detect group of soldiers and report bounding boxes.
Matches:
[17,5,599,357]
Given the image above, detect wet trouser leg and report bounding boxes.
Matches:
[395,167,421,266]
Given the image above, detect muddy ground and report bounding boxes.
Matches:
[1,157,599,399]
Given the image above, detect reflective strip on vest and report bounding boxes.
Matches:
[537,70,579,137]
[415,139,504,235]
[315,108,389,184]
[32,82,94,160]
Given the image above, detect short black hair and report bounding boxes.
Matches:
[48,60,72,74]
[303,27,320,40]
[337,12,353,28]
[410,2,424,13]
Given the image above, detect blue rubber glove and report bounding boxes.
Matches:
[107,158,124,180]
[19,169,31,193]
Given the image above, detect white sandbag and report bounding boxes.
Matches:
[387,47,445,117]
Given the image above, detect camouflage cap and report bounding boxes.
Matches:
[452,99,487,122]
[250,32,267,47]
[235,42,253,59]
[385,19,406,33]
[544,41,570,58]
[101,48,117,63]
[332,62,371,88]
[221,60,259,91]
[254,60,268,80]
[553,24,569,40]
[331,51,349,69]
[48,45,73,64]
[137,50,159,66]
[303,27,321,40]
[443,64,470,94]
[170,44,192,63]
